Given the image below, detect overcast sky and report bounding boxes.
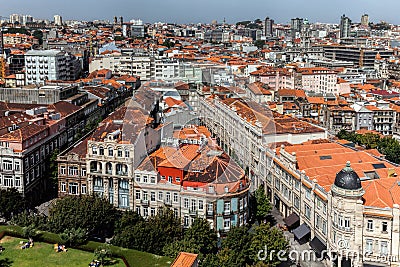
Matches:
[0,0,398,24]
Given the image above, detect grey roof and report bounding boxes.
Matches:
[334,162,362,190]
[25,50,64,57]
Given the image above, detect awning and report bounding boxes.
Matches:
[293,223,311,240]
[284,213,300,228]
[310,236,327,255]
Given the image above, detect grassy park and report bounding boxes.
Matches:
[0,226,172,267]
[0,236,125,267]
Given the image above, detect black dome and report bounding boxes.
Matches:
[334,162,362,190]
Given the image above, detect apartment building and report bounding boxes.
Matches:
[0,101,86,202]
[24,50,81,85]
[89,54,152,81]
[324,106,356,133]
[296,67,338,94]
[199,94,327,191]
[365,101,394,136]
[268,140,400,267]
[250,67,295,91]
[58,122,249,232]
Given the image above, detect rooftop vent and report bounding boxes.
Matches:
[319,155,332,160]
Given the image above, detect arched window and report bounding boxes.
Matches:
[99,146,104,156]
[108,147,114,156]
[92,146,97,155]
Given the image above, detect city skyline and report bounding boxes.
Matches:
[0,0,398,24]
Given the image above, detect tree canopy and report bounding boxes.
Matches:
[0,188,26,221]
[48,195,119,239]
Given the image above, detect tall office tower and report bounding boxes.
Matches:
[22,15,33,25]
[361,14,369,27]
[291,18,304,39]
[9,14,22,24]
[264,17,274,37]
[54,15,63,26]
[340,14,352,38]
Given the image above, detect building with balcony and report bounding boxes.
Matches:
[268,140,400,267]
[24,50,82,85]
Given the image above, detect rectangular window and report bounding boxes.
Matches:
[184,198,189,208]
[166,192,171,203]
[150,176,156,184]
[135,175,141,183]
[15,162,20,171]
[294,195,300,209]
[176,177,180,182]
[81,168,86,177]
[366,239,373,253]
[199,200,204,210]
[367,220,373,231]
[15,177,21,187]
[168,176,172,183]
[184,216,189,227]
[382,222,388,233]
[81,184,87,194]
[3,160,12,171]
[61,182,66,192]
[322,220,327,235]
[158,192,163,201]
[136,191,141,200]
[381,241,388,256]
[143,176,148,183]
[143,191,148,200]
[305,204,311,219]
[305,189,311,200]
[4,176,13,187]
[136,207,141,215]
[60,166,66,175]
[151,191,155,201]
[224,219,230,229]
[344,217,350,228]
[68,182,78,195]
[173,193,178,203]
[150,207,156,217]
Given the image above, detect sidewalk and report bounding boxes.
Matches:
[271,208,327,267]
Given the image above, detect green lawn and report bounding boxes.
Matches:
[0,236,125,267]
[0,226,172,267]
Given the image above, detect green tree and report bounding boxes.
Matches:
[32,30,43,45]
[94,244,112,266]
[112,208,182,255]
[221,225,254,266]
[0,188,26,221]
[22,225,37,239]
[48,195,119,239]
[254,185,272,224]
[163,218,217,260]
[114,210,143,234]
[249,223,289,266]
[359,133,380,149]
[60,227,88,247]
[10,210,48,230]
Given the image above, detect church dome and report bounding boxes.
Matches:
[334,161,362,190]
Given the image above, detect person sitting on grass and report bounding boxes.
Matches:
[21,238,34,249]
[88,260,100,267]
